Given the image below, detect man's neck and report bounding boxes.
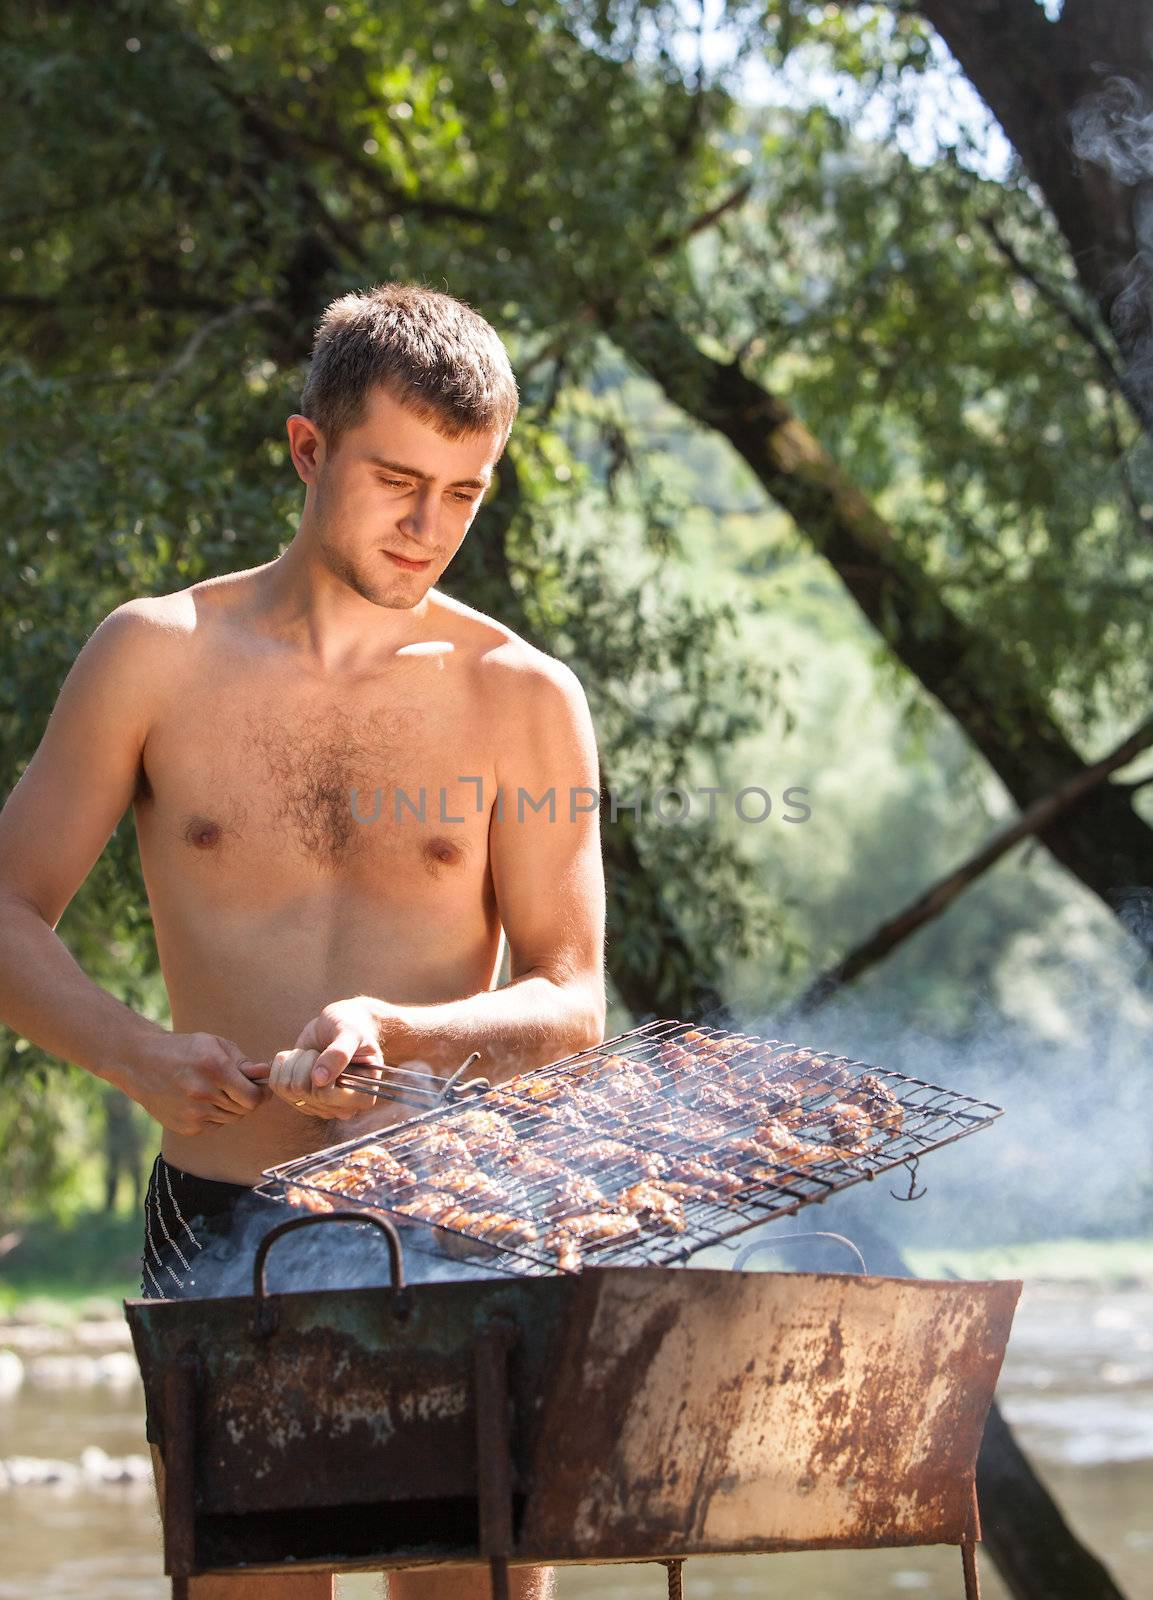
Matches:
[249,541,435,676]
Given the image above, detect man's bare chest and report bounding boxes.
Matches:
[133,664,495,888]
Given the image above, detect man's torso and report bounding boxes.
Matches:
[131,569,513,1181]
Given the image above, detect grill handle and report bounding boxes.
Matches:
[252,1209,406,1336]
[731,1231,867,1276]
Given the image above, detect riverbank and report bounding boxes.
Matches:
[0,1212,143,1315]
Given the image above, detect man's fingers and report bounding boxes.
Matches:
[211,1091,253,1117]
[238,1059,271,1082]
[311,1028,364,1087]
[222,1063,264,1111]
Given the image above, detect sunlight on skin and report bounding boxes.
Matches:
[395,641,456,662]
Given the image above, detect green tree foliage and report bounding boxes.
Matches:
[1,1,1150,1214]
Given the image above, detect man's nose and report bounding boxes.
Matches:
[398,488,440,545]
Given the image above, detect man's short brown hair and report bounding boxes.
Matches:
[300,281,519,448]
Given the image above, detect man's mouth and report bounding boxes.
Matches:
[383,550,434,572]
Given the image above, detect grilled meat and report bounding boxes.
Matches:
[394,1191,456,1224]
[283,1184,336,1213]
[546,1210,641,1247]
[828,1101,875,1150]
[554,1234,584,1272]
[848,1073,904,1133]
[394,1191,537,1246]
[553,1173,609,1213]
[398,1127,474,1172]
[503,1073,567,1102]
[617,1181,686,1232]
[660,1155,743,1198]
[425,1165,510,1207]
[450,1108,520,1154]
[501,1148,569,1184]
[579,1138,669,1180]
[746,1120,841,1174]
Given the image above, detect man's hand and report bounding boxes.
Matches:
[131,1032,269,1137]
[264,998,392,1121]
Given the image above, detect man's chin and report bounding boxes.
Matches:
[350,574,435,610]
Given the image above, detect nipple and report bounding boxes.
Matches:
[184,816,222,850]
[422,835,463,871]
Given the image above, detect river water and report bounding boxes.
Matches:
[1,1283,1151,1600]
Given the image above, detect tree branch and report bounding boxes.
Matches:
[795,713,1153,1011]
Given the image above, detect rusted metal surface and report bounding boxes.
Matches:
[516,1270,1020,1561]
[161,1360,197,1579]
[475,1318,517,1561]
[129,1275,566,1523]
[127,1260,1019,1577]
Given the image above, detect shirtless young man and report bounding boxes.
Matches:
[0,284,606,1600]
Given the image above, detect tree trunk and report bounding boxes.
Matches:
[919,0,1153,434]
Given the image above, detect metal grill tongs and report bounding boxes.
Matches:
[335,1049,487,1111]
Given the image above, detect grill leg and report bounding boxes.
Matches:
[488,1556,510,1600]
[664,1559,684,1600]
[961,1477,981,1599]
[961,1541,980,1600]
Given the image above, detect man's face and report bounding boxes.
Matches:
[293,385,504,609]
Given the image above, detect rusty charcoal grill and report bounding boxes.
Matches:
[257,1019,1004,1277]
[126,1021,1017,1598]
[126,1219,1020,1599]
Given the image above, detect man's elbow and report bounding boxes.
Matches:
[567,981,606,1053]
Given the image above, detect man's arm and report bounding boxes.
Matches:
[274,649,606,1103]
[0,602,266,1134]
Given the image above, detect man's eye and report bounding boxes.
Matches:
[379,478,408,489]
[453,492,475,504]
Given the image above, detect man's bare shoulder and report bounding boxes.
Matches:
[428,591,588,708]
[100,566,265,647]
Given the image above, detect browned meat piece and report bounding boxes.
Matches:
[661,1156,743,1198]
[755,1077,808,1112]
[504,1073,568,1102]
[550,1173,608,1214]
[617,1181,686,1232]
[322,1167,376,1198]
[827,1102,875,1151]
[690,1081,746,1117]
[546,1210,640,1248]
[554,1235,584,1272]
[450,1108,520,1154]
[395,1191,456,1223]
[646,1113,732,1148]
[579,1138,668,1179]
[848,1074,904,1133]
[501,1148,569,1185]
[581,1062,654,1105]
[346,1147,420,1185]
[744,1120,841,1175]
[396,1192,537,1246]
[471,1212,539,1245]
[284,1184,336,1213]
[425,1165,510,1207]
[398,1126,475,1172]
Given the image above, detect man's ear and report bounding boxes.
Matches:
[286,413,326,484]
